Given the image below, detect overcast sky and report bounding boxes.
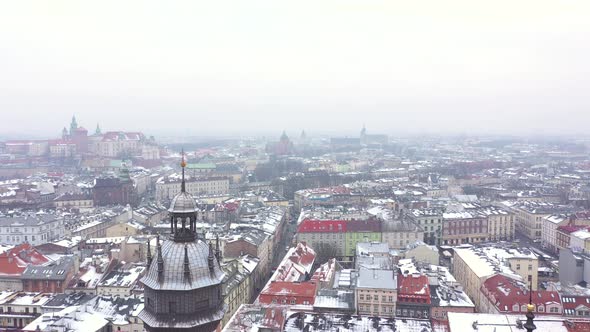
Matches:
[1,1,589,138]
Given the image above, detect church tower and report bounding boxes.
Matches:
[69,115,78,135]
[139,152,226,332]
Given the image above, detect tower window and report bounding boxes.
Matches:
[169,301,177,313]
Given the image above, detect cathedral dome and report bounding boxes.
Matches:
[168,192,198,214]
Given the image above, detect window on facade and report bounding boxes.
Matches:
[516,264,520,270]
[169,302,176,313]
[360,295,364,300]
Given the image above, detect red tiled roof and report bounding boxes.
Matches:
[297,219,347,233]
[266,243,315,284]
[346,218,382,232]
[260,281,317,298]
[481,274,562,314]
[558,225,590,234]
[398,274,431,303]
[310,258,337,283]
[566,321,590,332]
[561,295,590,315]
[0,243,50,276]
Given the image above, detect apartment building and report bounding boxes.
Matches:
[355,267,397,317]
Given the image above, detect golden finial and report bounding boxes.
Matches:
[180,149,187,168]
[527,303,534,312]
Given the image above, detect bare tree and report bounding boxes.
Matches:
[312,242,339,271]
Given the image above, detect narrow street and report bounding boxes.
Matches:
[271,218,299,268]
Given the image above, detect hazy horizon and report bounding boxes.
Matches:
[1,1,590,138]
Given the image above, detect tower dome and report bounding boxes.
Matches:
[168,192,198,214]
[139,151,225,332]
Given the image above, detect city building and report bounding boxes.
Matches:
[355,267,397,317]
[0,213,65,246]
[0,244,50,291]
[0,291,53,330]
[155,175,230,201]
[92,172,136,206]
[397,273,431,319]
[257,243,316,306]
[542,214,571,253]
[479,274,562,315]
[408,208,443,245]
[453,245,539,310]
[21,257,76,293]
[442,211,488,245]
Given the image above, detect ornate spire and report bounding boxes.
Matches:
[146,239,152,266]
[524,282,536,332]
[156,235,164,282]
[215,234,222,262]
[70,115,78,135]
[180,149,187,193]
[95,123,101,135]
[183,244,191,282]
[208,241,215,273]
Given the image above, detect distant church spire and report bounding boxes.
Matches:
[95,123,101,135]
[70,115,78,135]
[280,130,289,141]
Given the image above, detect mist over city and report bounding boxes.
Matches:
[1,1,590,332]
